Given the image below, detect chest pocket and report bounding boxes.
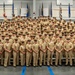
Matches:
[56,43,62,50]
[15,44,18,50]
[28,45,31,50]
[21,46,25,51]
[42,43,46,50]
[6,43,10,50]
[49,42,54,49]
[65,43,71,49]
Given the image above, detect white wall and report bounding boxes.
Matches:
[14,0,33,17]
[0,0,75,18]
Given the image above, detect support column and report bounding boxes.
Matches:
[33,0,36,18]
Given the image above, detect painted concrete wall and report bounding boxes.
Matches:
[0,0,75,18]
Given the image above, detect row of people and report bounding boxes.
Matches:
[0,16,75,67]
[0,34,74,67]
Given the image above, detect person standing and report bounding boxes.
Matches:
[12,38,19,67]
[26,40,32,66]
[64,35,73,66]
[0,39,4,65]
[55,36,63,66]
[47,36,55,65]
[19,40,25,66]
[39,39,46,66]
[4,37,11,67]
[73,36,75,65]
[32,39,39,66]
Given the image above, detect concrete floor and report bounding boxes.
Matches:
[0,66,75,75]
[0,66,22,75]
[51,66,75,75]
